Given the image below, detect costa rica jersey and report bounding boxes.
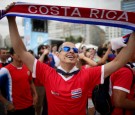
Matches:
[0,64,33,110]
[110,67,135,115]
[33,59,104,115]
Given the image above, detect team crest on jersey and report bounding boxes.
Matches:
[71,88,82,99]
[27,71,30,76]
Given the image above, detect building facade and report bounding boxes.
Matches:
[48,21,105,47]
[23,18,106,53]
[105,27,122,40]
[121,0,135,35]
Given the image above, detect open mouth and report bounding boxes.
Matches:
[66,55,74,60]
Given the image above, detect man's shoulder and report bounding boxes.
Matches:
[113,66,132,73]
[0,67,10,76]
[4,63,13,70]
[111,66,133,81]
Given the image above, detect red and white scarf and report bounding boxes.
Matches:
[0,2,135,30]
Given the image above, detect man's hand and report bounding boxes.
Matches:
[5,3,16,20]
[43,49,49,55]
[5,2,15,11]
[33,94,38,106]
[6,102,15,112]
[79,53,85,59]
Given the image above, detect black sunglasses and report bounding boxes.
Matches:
[60,46,78,53]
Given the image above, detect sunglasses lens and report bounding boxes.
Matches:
[62,46,78,53]
[73,48,78,53]
[63,47,70,52]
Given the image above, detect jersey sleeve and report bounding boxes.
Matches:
[111,68,133,93]
[29,72,33,82]
[0,68,9,88]
[32,59,54,86]
[87,65,104,92]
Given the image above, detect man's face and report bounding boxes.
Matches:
[85,51,91,58]
[58,42,78,64]
[0,49,9,60]
[89,48,96,55]
[40,46,46,54]
[52,46,57,52]
[11,53,22,62]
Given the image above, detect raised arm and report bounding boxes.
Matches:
[78,38,85,53]
[104,32,135,78]
[97,45,111,65]
[7,16,35,72]
[39,49,49,62]
[79,53,98,67]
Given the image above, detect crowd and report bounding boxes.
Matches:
[0,4,135,115]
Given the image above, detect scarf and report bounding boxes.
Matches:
[110,34,131,51]
[0,2,135,30]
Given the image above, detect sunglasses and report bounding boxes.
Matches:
[61,46,78,53]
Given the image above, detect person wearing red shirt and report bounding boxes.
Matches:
[0,48,10,69]
[109,48,135,115]
[6,5,135,115]
[0,48,38,115]
[94,41,135,115]
[35,44,49,115]
[0,47,10,115]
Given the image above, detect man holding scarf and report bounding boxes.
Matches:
[5,4,135,115]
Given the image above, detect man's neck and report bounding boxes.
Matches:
[60,63,76,72]
[12,61,23,68]
[0,59,7,63]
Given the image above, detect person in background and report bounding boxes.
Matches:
[108,40,135,115]
[0,47,11,115]
[34,44,48,115]
[0,48,37,115]
[51,44,60,68]
[0,47,10,68]
[89,48,101,63]
[78,38,87,53]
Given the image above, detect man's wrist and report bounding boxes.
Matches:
[5,101,10,108]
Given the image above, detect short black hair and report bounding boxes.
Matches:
[28,49,34,54]
[58,44,63,52]
[37,44,45,54]
[9,47,15,55]
[97,46,107,57]
[51,44,57,48]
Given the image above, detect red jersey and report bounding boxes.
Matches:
[81,65,93,98]
[0,62,9,69]
[33,59,104,115]
[0,63,2,69]
[110,67,135,115]
[0,64,33,110]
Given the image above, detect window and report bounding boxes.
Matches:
[32,19,48,32]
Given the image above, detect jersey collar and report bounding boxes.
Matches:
[57,66,79,81]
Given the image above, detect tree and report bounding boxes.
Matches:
[65,36,76,43]
[76,36,83,43]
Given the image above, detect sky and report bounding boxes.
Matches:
[0,0,121,38]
